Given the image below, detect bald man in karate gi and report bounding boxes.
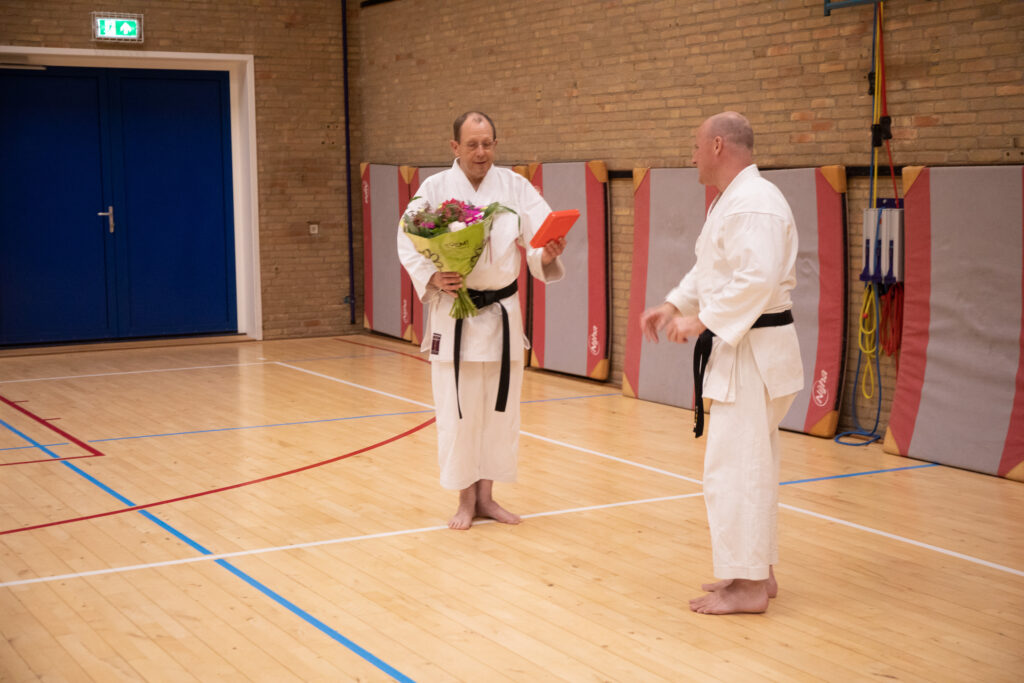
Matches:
[397,111,566,530]
[640,112,803,614]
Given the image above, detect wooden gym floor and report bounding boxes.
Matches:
[1,334,1021,682]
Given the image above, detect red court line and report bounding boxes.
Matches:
[0,393,105,466]
[334,337,430,364]
[2,453,104,467]
[0,416,435,536]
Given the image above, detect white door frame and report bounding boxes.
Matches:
[0,46,263,340]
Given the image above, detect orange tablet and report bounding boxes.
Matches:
[529,209,580,248]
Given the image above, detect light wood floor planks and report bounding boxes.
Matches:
[1,334,1022,682]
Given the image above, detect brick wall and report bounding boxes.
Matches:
[353,0,1022,437]
[3,0,1022,437]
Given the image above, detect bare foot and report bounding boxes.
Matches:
[689,579,770,615]
[475,499,521,525]
[448,505,475,530]
[701,567,778,598]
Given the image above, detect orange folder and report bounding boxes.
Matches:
[529,209,580,248]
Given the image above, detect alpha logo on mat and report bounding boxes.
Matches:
[813,369,830,408]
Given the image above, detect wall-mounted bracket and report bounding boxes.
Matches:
[824,0,882,16]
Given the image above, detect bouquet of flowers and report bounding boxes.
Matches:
[401,198,516,318]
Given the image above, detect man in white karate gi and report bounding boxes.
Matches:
[640,111,803,614]
[397,111,567,530]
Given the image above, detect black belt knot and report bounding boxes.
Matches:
[692,310,794,438]
[453,280,518,419]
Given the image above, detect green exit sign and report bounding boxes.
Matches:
[91,12,144,42]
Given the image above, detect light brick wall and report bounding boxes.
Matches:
[3,0,1022,437]
[353,0,1022,437]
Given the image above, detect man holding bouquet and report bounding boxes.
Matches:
[397,111,567,530]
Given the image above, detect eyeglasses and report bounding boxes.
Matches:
[460,139,495,151]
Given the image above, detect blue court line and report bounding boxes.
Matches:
[0,417,414,682]
[0,408,433,451]
[0,392,618,452]
[1,387,933,490]
[782,462,939,485]
[92,409,436,442]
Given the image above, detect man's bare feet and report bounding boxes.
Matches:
[689,579,770,615]
[447,480,520,529]
[476,499,521,525]
[701,566,778,598]
[448,485,477,530]
[472,479,521,525]
[447,506,474,530]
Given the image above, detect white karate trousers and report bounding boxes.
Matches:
[703,339,796,581]
[431,360,523,491]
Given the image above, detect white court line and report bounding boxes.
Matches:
[0,493,705,588]
[780,504,1024,577]
[3,491,1021,588]
[0,348,391,385]
[0,362,268,384]
[276,361,695,482]
[275,362,434,409]
[522,430,703,485]
[3,356,1020,588]
[271,361,1024,579]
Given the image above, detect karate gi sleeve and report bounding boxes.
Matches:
[665,266,700,317]
[517,178,565,283]
[396,195,442,303]
[697,212,791,347]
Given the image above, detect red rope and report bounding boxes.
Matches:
[877,3,901,200]
[879,285,903,362]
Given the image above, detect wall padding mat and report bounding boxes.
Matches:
[624,168,707,409]
[763,167,847,436]
[361,163,412,339]
[623,166,847,438]
[527,161,610,380]
[884,165,1024,480]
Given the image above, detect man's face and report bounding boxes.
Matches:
[690,123,717,187]
[451,117,497,186]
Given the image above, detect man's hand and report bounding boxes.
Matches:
[429,271,463,294]
[639,302,679,343]
[541,236,566,265]
[665,315,707,344]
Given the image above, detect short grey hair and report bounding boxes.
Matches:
[453,111,497,142]
[707,111,754,151]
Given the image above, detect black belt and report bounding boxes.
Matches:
[452,280,518,419]
[692,310,794,438]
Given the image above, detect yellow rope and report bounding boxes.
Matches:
[871,6,882,206]
[860,4,885,400]
[859,284,877,400]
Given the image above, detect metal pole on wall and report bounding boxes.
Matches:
[342,0,356,324]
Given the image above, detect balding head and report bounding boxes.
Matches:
[453,111,497,142]
[691,111,756,191]
[705,111,754,152]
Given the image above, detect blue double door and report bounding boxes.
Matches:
[0,66,237,345]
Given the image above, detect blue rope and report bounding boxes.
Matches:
[835,282,883,446]
[836,3,884,447]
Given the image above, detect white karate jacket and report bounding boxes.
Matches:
[666,164,804,403]
[397,161,565,362]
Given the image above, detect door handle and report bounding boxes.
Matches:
[97,205,114,233]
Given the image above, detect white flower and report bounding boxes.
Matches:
[448,221,467,232]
